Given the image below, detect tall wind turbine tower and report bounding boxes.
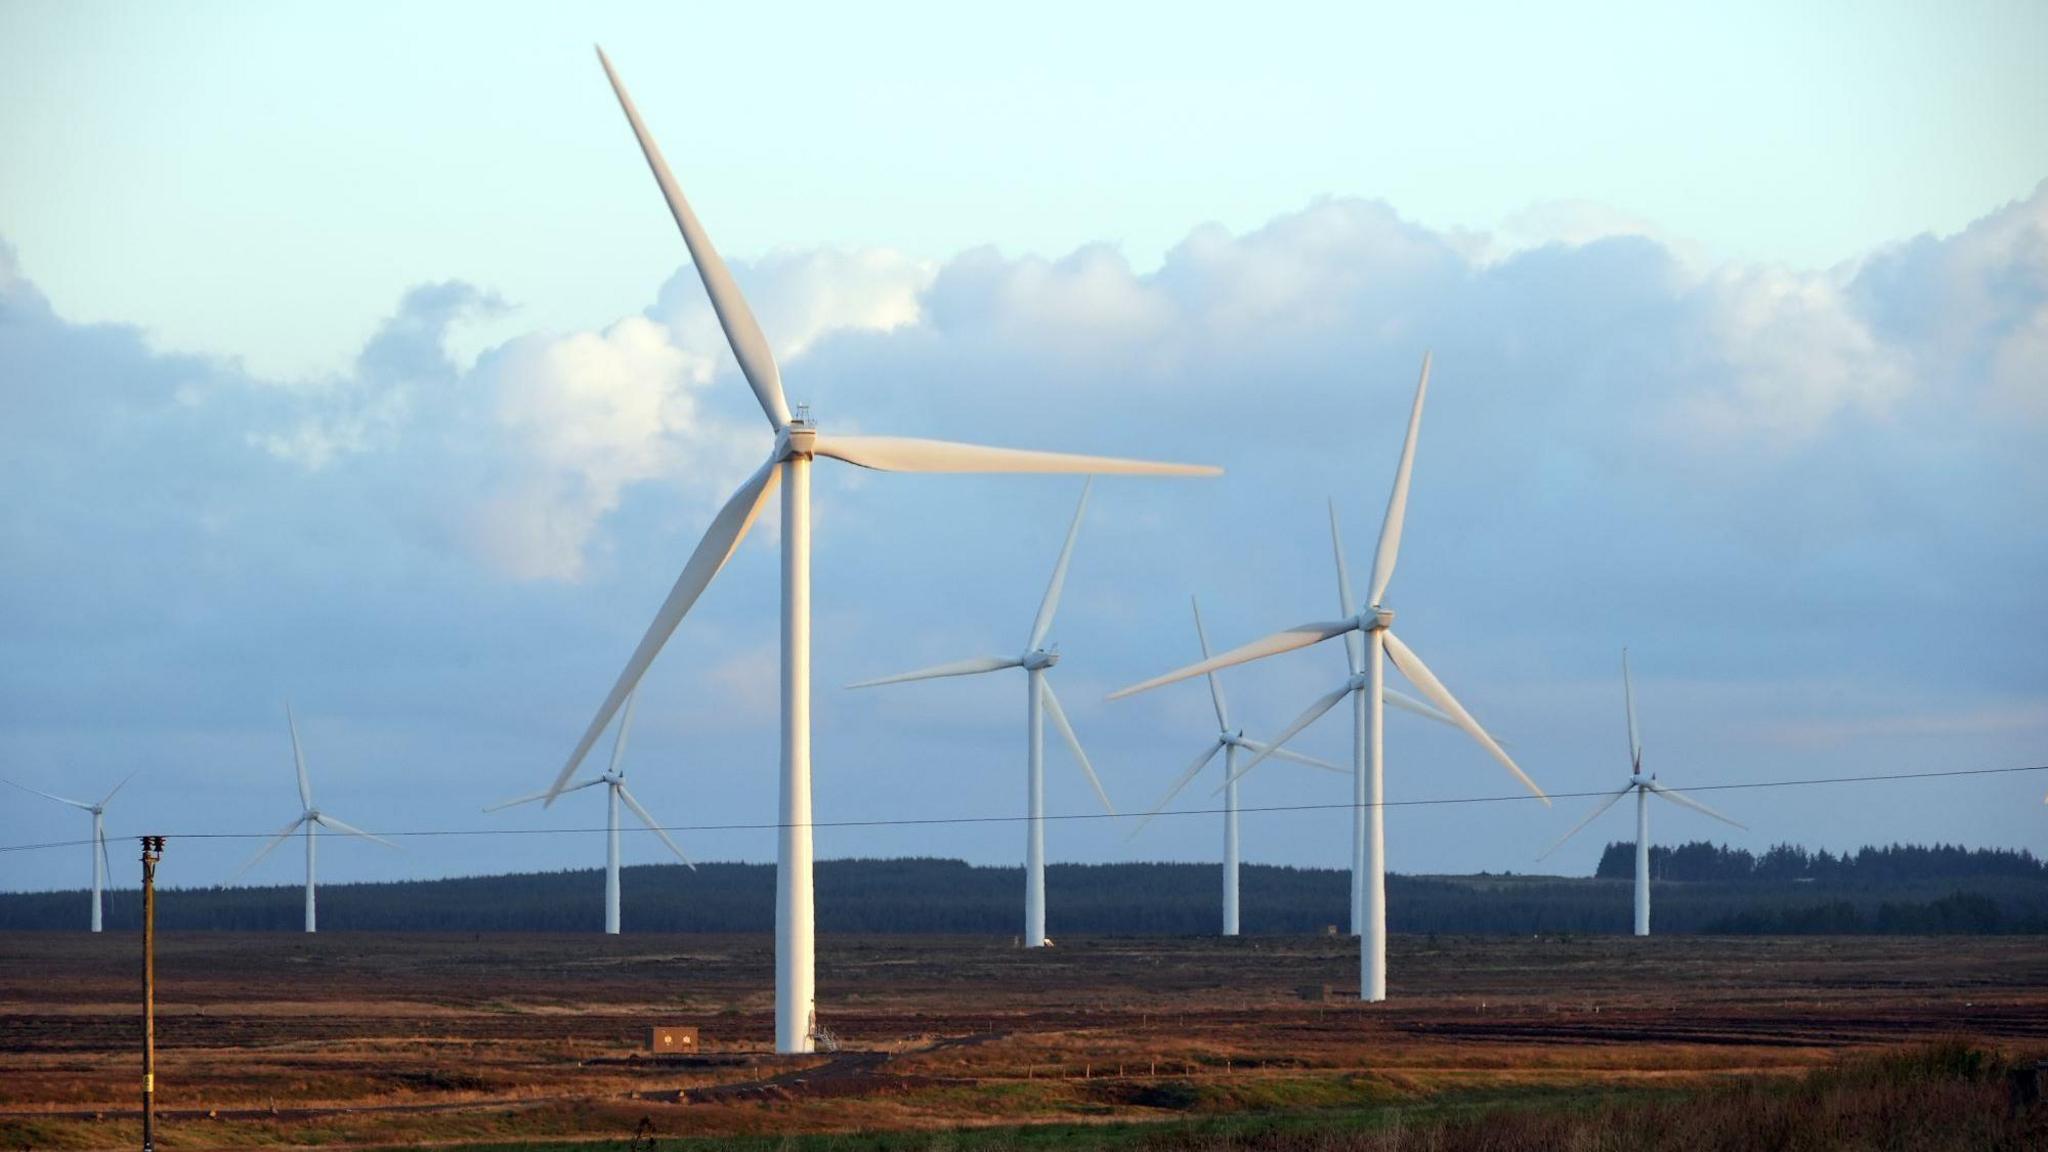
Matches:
[230,705,397,932]
[3,771,139,931]
[1112,354,1543,1001]
[489,691,692,933]
[556,48,1219,1053]
[1540,649,1746,935]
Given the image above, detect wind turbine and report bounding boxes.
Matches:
[846,482,1121,948]
[1209,499,1471,932]
[1539,649,1746,935]
[1125,595,1354,936]
[229,705,396,932]
[2,771,139,931]
[551,48,1219,1053]
[487,691,692,934]
[1110,353,1544,1002]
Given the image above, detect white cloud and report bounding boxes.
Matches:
[1489,199,1710,269]
[467,315,732,581]
[650,247,933,363]
[1675,264,1910,446]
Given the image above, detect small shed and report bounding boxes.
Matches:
[1297,984,1333,1003]
[649,1025,699,1054]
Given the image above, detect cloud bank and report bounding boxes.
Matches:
[1,184,2043,893]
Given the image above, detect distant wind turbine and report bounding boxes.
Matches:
[487,691,692,934]
[1209,501,1466,914]
[229,705,397,932]
[848,482,1116,948]
[1110,353,1545,1002]
[1126,595,1348,936]
[3,771,140,931]
[551,48,1219,1053]
[1539,649,1745,935]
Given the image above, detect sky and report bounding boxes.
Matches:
[1,1,2045,903]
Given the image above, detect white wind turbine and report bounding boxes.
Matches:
[3,771,140,931]
[229,705,396,932]
[1539,649,1745,935]
[1111,353,1545,1002]
[1125,595,1354,936]
[487,691,693,934]
[1206,500,1472,930]
[547,48,1219,1053]
[846,482,1120,948]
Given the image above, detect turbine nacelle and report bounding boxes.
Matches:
[1021,648,1060,671]
[777,420,818,459]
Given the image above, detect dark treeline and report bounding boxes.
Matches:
[1594,840,2046,884]
[5,844,2046,935]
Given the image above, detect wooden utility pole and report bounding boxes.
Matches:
[140,835,164,1152]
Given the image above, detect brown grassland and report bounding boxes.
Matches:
[2,932,2044,1149]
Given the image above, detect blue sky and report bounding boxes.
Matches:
[1,1,2044,900]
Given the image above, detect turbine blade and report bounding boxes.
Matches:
[846,655,1022,689]
[99,768,142,808]
[485,778,604,813]
[100,830,112,888]
[1220,682,1353,791]
[548,457,780,804]
[286,703,312,810]
[1537,786,1634,860]
[618,785,695,869]
[1027,480,1091,650]
[1646,780,1747,830]
[228,816,308,884]
[0,777,92,810]
[812,434,1220,477]
[313,813,399,850]
[1108,619,1359,701]
[1041,678,1114,815]
[1189,596,1231,732]
[1127,739,1224,840]
[606,690,640,780]
[594,47,790,429]
[1239,739,1346,775]
[1622,647,1642,773]
[1381,630,1548,804]
[1385,686,1456,729]
[1329,499,1363,675]
[1368,352,1431,605]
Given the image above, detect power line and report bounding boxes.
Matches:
[1,763,2040,858]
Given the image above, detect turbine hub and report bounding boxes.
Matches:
[1022,649,1059,670]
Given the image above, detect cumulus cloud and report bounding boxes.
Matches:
[650,247,932,363]
[2,184,2044,887]
[1675,264,1910,445]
